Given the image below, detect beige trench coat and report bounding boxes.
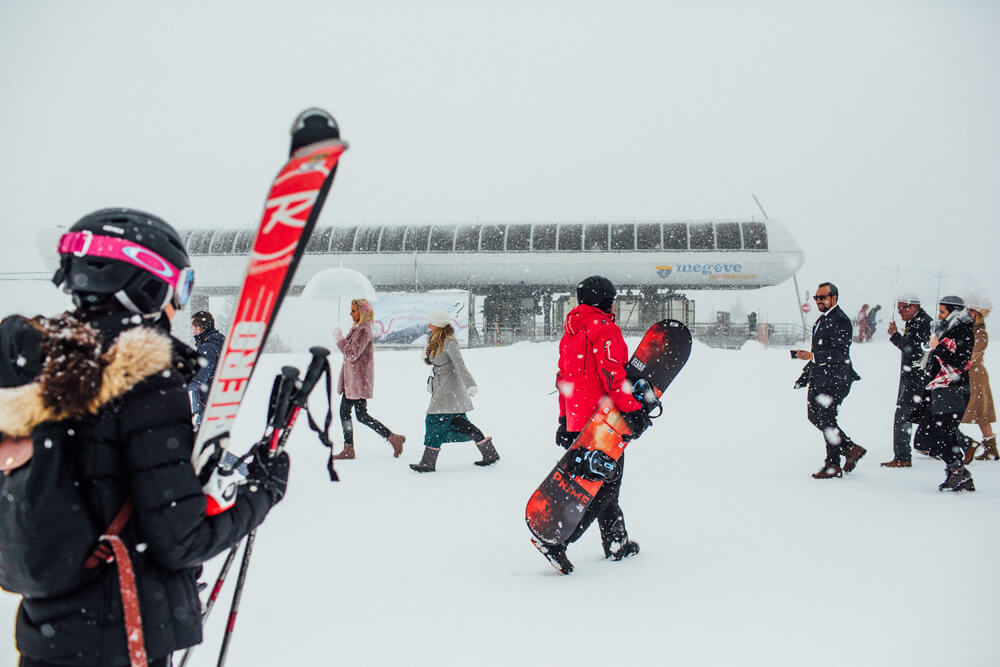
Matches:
[962,323,996,424]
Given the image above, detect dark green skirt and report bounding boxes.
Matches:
[424,413,476,447]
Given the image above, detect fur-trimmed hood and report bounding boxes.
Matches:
[0,321,174,438]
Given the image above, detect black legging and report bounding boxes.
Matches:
[340,397,392,444]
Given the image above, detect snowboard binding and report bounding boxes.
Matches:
[569,449,622,482]
[631,378,663,419]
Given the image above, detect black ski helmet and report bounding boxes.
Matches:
[53,208,193,316]
[577,275,616,314]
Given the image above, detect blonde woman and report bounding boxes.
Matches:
[331,299,405,463]
[410,310,499,472]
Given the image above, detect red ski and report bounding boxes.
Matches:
[193,109,347,515]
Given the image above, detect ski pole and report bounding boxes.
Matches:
[211,349,333,666]
[274,346,331,453]
[208,348,333,666]
[216,530,256,667]
[176,540,242,667]
[265,366,301,454]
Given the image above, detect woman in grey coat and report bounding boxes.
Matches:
[410,310,499,472]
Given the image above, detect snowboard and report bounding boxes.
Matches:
[525,319,692,545]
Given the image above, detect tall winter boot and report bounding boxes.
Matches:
[409,446,440,473]
[387,433,406,458]
[473,437,499,467]
[332,444,355,460]
[975,436,998,461]
[939,463,975,492]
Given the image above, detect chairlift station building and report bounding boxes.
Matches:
[180,218,804,343]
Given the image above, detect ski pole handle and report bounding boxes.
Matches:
[293,346,330,408]
[267,366,300,454]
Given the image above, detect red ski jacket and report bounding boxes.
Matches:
[556,303,642,431]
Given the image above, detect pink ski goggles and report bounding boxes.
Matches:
[58,230,195,309]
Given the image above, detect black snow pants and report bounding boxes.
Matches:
[564,445,629,555]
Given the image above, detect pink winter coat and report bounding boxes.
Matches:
[335,322,375,399]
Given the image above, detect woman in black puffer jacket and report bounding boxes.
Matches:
[0,208,288,667]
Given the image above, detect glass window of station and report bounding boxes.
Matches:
[183,220,770,255]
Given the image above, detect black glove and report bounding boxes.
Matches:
[247,445,290,504]
[622,409,651,440]
[555,416,576,449]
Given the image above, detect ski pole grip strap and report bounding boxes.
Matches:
[100,533,149,667]
[85,499,134,569]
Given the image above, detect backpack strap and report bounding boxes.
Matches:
[84,499,133,568]
[101,532,148,667]
[84,499,148,667]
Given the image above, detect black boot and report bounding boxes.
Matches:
[409,447,440,473]
[599,507,640,561]
[938,463,975,492]
[531,538,574,575]
[473,437,499,467]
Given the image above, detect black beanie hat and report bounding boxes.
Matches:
[577,275,616,314]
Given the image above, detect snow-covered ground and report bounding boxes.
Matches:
[3,334,998,666]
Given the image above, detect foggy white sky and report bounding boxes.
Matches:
[1,0,997,320]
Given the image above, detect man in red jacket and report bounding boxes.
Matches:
[536,275,650,574]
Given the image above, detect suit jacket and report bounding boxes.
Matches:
[805,305,861,389]
[889,308,931,400]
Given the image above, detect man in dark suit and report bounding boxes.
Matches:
[793,282,864,478]
[882,294,932,467]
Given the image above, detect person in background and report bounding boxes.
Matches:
[856,304,870,343]
[532,276,650,575]
[330,299,406,465]
[188,310,224,429]
[410,311,498,473]
[865,304,881,342]
[792,282,865,479]
[914,295,976,491]
[961,298,996,462]
[0,208,287,667]
[882,294,932,467]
